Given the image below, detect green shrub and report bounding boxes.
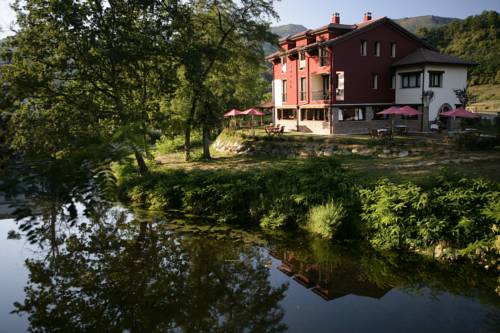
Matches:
[304,201,346,239]
[360,177,500,252]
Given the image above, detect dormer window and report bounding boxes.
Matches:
[360,40,367,56]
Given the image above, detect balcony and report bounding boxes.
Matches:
[312,90,331,101]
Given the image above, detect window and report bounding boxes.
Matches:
[319,47,327,66]
[391,74,396,89]
[372,74,379,90]
[374,41,380,56]
[301,108,327,121]
[299,51,306,69]
[360,40,367,56]
[400,72,421,88]
[322,75,330,98]
[278,109,296,120]
[339,107,365,121]
[300,77,306,101]
[429,71,443,88]
[390,43,396,58]
[281,56,287,73]
[282,80,287,101]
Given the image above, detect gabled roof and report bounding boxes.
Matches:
[278,23,355,43]
[392,48,476,67]
[266,16,440,62]
[326,17,437,51]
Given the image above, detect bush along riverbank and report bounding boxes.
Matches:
[115,157,500,271]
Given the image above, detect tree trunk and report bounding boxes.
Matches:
[184,126,191,161]
[134,150,148,176]
[202,125,211,160]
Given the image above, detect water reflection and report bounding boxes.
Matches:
[1,181,499,333]
[11,210,288,332]
[270,249,390,301]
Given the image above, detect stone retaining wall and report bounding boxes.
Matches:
[212,136,448,159]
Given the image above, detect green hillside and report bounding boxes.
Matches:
[394,15,460,33]
[417,10,500,85]
[263,24,307,55]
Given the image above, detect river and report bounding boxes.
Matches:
[0,203,498,332]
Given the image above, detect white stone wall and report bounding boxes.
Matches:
[426,65,468,122]
[395,65,468,123]
[395,66,424,105]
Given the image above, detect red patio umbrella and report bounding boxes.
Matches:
[224,109,242,117]
[440,107,479,118]
[242,108,265,116]
[224,109,242,129]
[440,107,479,131]
[376,106,422,134]
[398,105,422,116]
[242,108,265,136]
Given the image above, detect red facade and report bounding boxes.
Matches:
[269,15,428,107]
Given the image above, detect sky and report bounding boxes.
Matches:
[1,0,499,38]
[272,0,500,28]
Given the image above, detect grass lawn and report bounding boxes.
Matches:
[153,132,500,184]
[469,84,500,114]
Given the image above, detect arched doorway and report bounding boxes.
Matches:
[438,103,453,130]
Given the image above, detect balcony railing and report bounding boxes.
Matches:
[299,91,306,101]
[336,89,344,101]
[312,90,331,101]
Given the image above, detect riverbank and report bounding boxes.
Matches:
[115,131,500,275]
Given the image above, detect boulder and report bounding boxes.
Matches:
[398,150,409,158]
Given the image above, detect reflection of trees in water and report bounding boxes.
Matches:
[14,213,288,332]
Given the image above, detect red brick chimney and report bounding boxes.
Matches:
[363,12,372,22]
[332,12,340,24]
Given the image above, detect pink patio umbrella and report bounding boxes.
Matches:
[440,107,479,118]
[377,106,422,134]
[224,109,242,129]
[224,109,242,117]
[440,107,479,131]
[398,105,422,116]
[242,108,265,136]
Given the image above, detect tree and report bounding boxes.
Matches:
[1,0,188,173]
[453,87,477,108]
[175,0,277,161]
